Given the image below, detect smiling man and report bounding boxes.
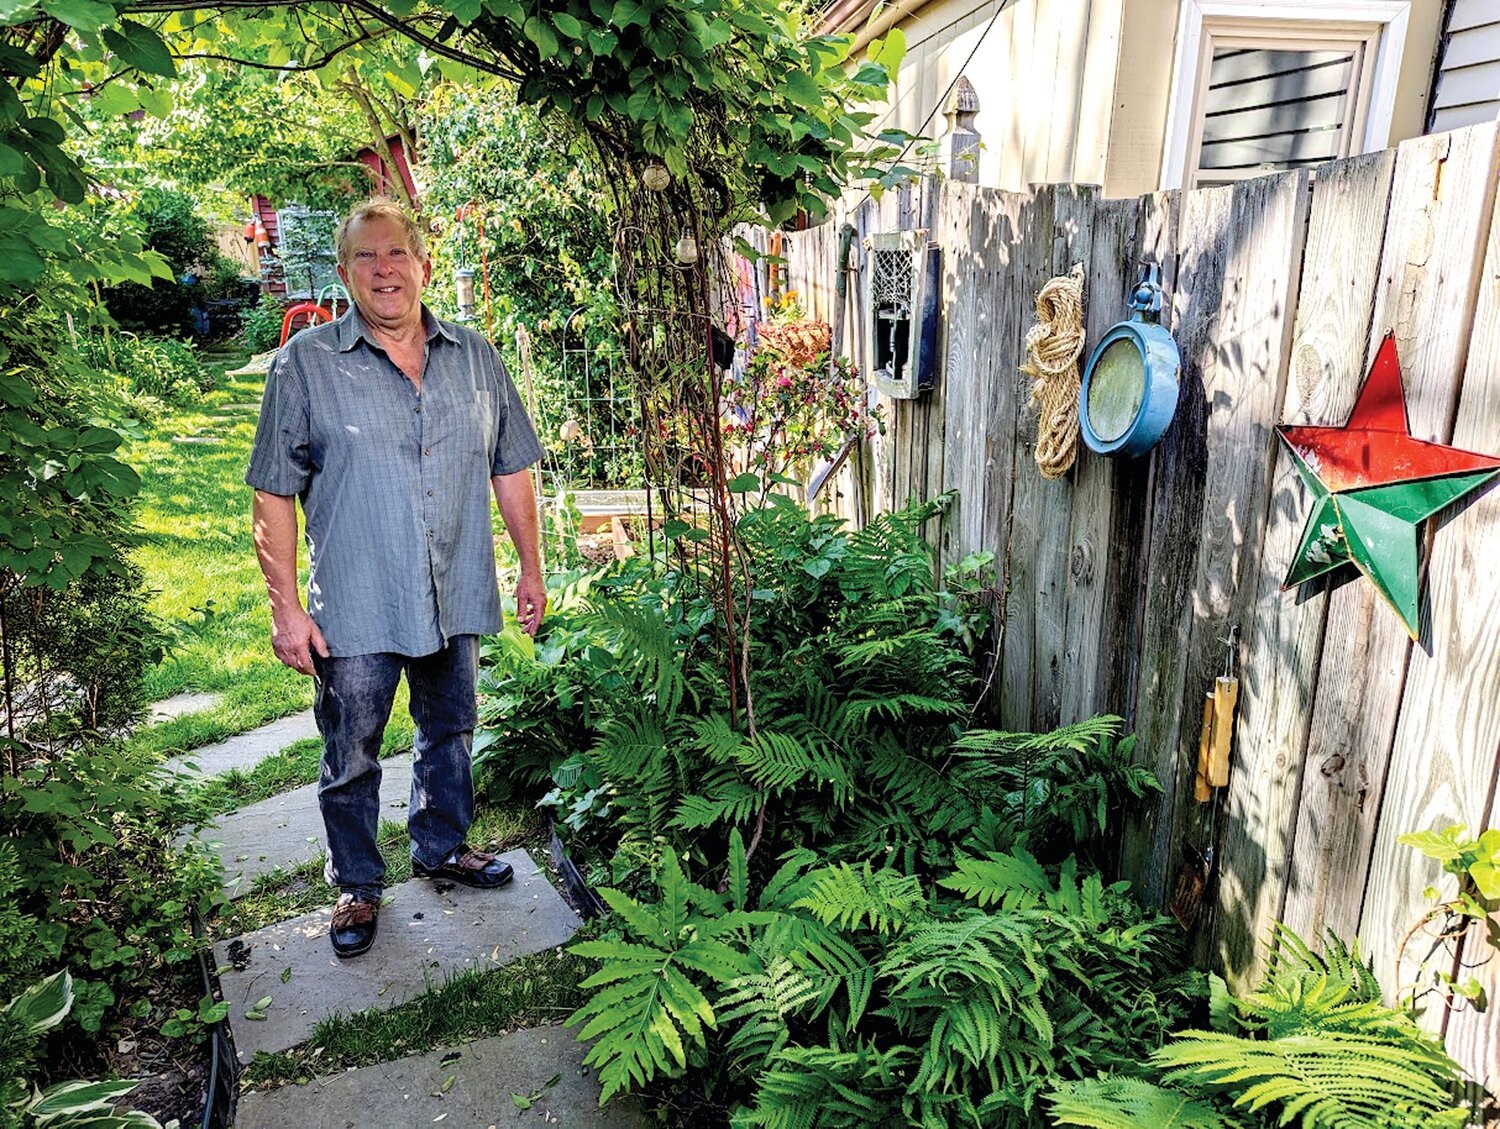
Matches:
[246,199,546,959]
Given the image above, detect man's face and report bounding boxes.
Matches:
[337,215,432,333]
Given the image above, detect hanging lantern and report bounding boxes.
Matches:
[641,162,671,192]
[453,268,476,322]
[674,229,699,267]
[1078,262,1180,457]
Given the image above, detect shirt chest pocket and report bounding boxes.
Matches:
[425,381,498,459]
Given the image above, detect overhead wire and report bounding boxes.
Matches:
[847,0,1017,214]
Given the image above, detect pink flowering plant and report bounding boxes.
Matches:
[722,318,880,483]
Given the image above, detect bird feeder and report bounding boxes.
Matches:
[453,268,476,322]
[863,230,941,400]
[1078,263,1180,457]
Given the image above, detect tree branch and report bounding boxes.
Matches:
[122,0,524,81]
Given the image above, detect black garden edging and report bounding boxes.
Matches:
[190,910,237,1129]
[548,824,606,920]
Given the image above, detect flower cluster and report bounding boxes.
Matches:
[723,318,880,480]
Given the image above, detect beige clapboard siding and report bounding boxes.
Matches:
[784,117,1500,1082]
[867,0,1126,191]
[1431,4,1500,133]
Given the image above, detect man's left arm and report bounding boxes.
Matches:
[492,471,545,635]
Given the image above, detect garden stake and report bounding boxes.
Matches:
[1208,626,1239,787]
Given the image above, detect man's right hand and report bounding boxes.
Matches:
[271,607,331,676]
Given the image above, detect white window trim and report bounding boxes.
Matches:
[1159,0,1412,190]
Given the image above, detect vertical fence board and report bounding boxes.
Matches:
[1120,184,1231,905]
[1096,193,1179,728]
[998,186,1058,730]
[1360,122,1500,1014]
[974,190,1030,575]
[974,189,1032,715]
[1162,171,1310,975]
[1290,124,1500,955]
[1029,185,1096,729]
[1060,195,1138,723]
[936,182,982,556]
[1422,182,1500,1099]
[1218,150,1396,981]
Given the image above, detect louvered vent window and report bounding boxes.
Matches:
[1178,18,1386,190]
[1197,47,1361,186]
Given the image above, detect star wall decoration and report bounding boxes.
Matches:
[1277,332,1500,640]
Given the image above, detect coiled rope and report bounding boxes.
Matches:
[1020,263,1087,479]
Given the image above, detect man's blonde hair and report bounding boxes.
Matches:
[335,199,428,265]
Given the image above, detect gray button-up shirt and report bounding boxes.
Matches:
[246,307,544,658]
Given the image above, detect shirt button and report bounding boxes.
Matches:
[423,447,430,456]
[426,489,434,497]
[414,405,422,414]
[427,530,434,540]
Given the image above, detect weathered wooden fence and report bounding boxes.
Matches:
[784,120,1500,1093]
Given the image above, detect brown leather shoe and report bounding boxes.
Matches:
[412,845,514,889]
[330,892,379,958]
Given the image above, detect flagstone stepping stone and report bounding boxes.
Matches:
[148,691,223,724]
[171,435,224,444]
[216,852,580,1062]
[226,350,278,377]
[161,708,319,780]
[196,755,414,897]
[234,1024,645,1128]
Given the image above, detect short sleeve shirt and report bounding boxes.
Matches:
[246,306,544,658]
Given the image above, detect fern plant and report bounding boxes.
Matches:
[1048,926,1474,1129]
[571,844,1190,1126]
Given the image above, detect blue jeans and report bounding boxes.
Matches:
[311,635,478,900]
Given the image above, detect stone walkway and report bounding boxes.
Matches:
[162,709,318,779]
[149,702,640,1126]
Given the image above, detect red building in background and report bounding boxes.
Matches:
[249,135,416,298]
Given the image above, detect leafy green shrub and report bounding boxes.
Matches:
[1048,927,1474,1129]
[478,495,1155,891]
[239,293,286,353]
[1,971,163,1129]
[78,332,211,408]
[100,187,220,338]
[479,494,1181,1121]
[569,836,1190,1122]
[0,740,221,1036]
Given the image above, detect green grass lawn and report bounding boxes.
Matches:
[126,347,317,757]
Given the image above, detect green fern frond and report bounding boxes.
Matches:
[731,1044,910,1129]
[834,693,965,735]
[692,712,746,762]
[760,910,877,1025]
[937,849,1051,910]
[671,778,767,830]
[1048,1078,1241,1128]
[1157,1030,1469,1129]
[567,849,755,1103]
[585,598,689,716]
[719,955,818,1070]
[734,730,852,804]
[791,862,926,935]
[1240,926,1417,1042]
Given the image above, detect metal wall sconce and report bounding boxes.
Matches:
[1078,262,1180,457]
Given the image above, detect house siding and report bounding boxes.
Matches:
[1431,0,1500,132]
[842,0,1445,199]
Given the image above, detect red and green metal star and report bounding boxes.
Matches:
[1277,332,1500,640]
